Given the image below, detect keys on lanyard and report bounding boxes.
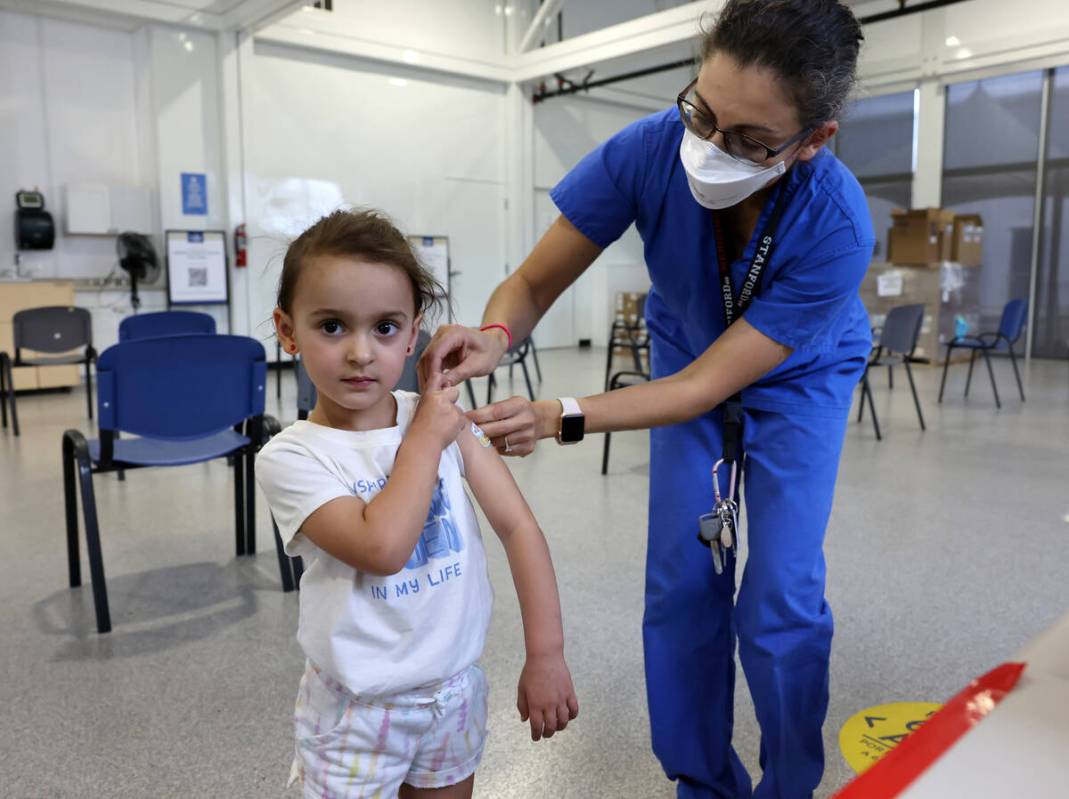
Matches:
[697,458,739,575]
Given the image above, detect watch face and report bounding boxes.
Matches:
[560,413,585,443]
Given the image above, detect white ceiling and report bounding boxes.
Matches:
[0,0,307,32]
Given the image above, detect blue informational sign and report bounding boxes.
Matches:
[181,172,207,216]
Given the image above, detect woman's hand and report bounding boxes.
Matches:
[467,397,559,457]
[408,373,466,451]
[419,324,510,387]
[517,651,579,741]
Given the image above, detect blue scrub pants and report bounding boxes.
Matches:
[644,338,851,799]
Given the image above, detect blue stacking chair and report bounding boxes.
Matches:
[856,303,926,441]
[938,299,1027,409]
[118,310,216,341]
[61,334,279,633]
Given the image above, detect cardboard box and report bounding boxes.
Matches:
[860,261,981,363]
[887,208,955,265]
[612,291,649,368]
[951,214,984,266]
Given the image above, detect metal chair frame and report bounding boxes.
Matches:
[856,304,927,441]
[938,299,1027,410]
[60,334,279,633]
[1,306,96,437]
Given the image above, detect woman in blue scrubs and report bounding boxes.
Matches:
[423,2,870,796]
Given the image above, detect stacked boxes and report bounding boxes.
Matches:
[860,262,981,362]
[860,208,984,363]
[887,208,956,265]
[612,291,648,368]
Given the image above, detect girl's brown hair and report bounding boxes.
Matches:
[278,209,443,320]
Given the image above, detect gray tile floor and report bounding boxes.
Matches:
[2,346,1068,798]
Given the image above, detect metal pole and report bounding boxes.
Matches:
[1025,68,1052,364]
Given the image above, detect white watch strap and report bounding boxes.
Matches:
[559,397,582,417]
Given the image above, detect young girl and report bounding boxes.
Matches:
[256,209,578,799]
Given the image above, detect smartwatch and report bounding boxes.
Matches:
[556,397,585,445]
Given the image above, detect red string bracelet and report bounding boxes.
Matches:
[479,323,513,350]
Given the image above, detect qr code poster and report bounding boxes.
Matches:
[167,230,228,305]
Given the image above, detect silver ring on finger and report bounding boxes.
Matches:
[504,435,512,453]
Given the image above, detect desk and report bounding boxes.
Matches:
[901,611,1069,797]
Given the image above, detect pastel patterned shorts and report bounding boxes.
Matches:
[289,661,489,798]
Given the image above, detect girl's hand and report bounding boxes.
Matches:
[409,373,465,450]
[467,398,559,457]
[419,324,510,387]
[517,652,579,741]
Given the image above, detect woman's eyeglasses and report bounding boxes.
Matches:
[676,78,813,166]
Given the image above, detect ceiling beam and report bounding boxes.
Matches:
[512,0,714,83]
[518,0,564,53]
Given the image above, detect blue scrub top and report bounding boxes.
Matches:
[551,109,875,419]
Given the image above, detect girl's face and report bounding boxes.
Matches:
[274,255,420,430]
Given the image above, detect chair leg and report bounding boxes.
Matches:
[938,344,955,403]
[604,337,616,390]
[465,380,477,409]
[601,432,612,475]
[520,358,534,401]
[245,444,256,555]
[529,339,542,382]
[1008,344,1025,401]
[85,360,93,421]
[867,378,882,441]
[859,373,881,440]
[888,364,894,390]
[67,431,110,633]
[905,361,926,431]
[857,365,871,423]
[964,350,977,398]
[981,348,1001,409]
[3,354,19,436]
[487,373,495,405]
[0,353,7,429]
[233,449,246,557]
[272,515,295,593]
[115,430,125,482]
[62,432,82,588]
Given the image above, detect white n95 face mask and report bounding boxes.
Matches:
[679,129,787,210]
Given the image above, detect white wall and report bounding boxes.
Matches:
[241,41,509,346]
[0,9,231,352]
[533,96,652,347]
[146,25,230,334]
[303,0,507,62]
[0,11,143,282]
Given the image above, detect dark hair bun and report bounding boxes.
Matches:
[702,0,864,127]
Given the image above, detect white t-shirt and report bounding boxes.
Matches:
[255,391,493,696]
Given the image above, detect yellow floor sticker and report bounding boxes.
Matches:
[839,702,943,774]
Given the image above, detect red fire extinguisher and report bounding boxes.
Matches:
[234,223,247,267]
